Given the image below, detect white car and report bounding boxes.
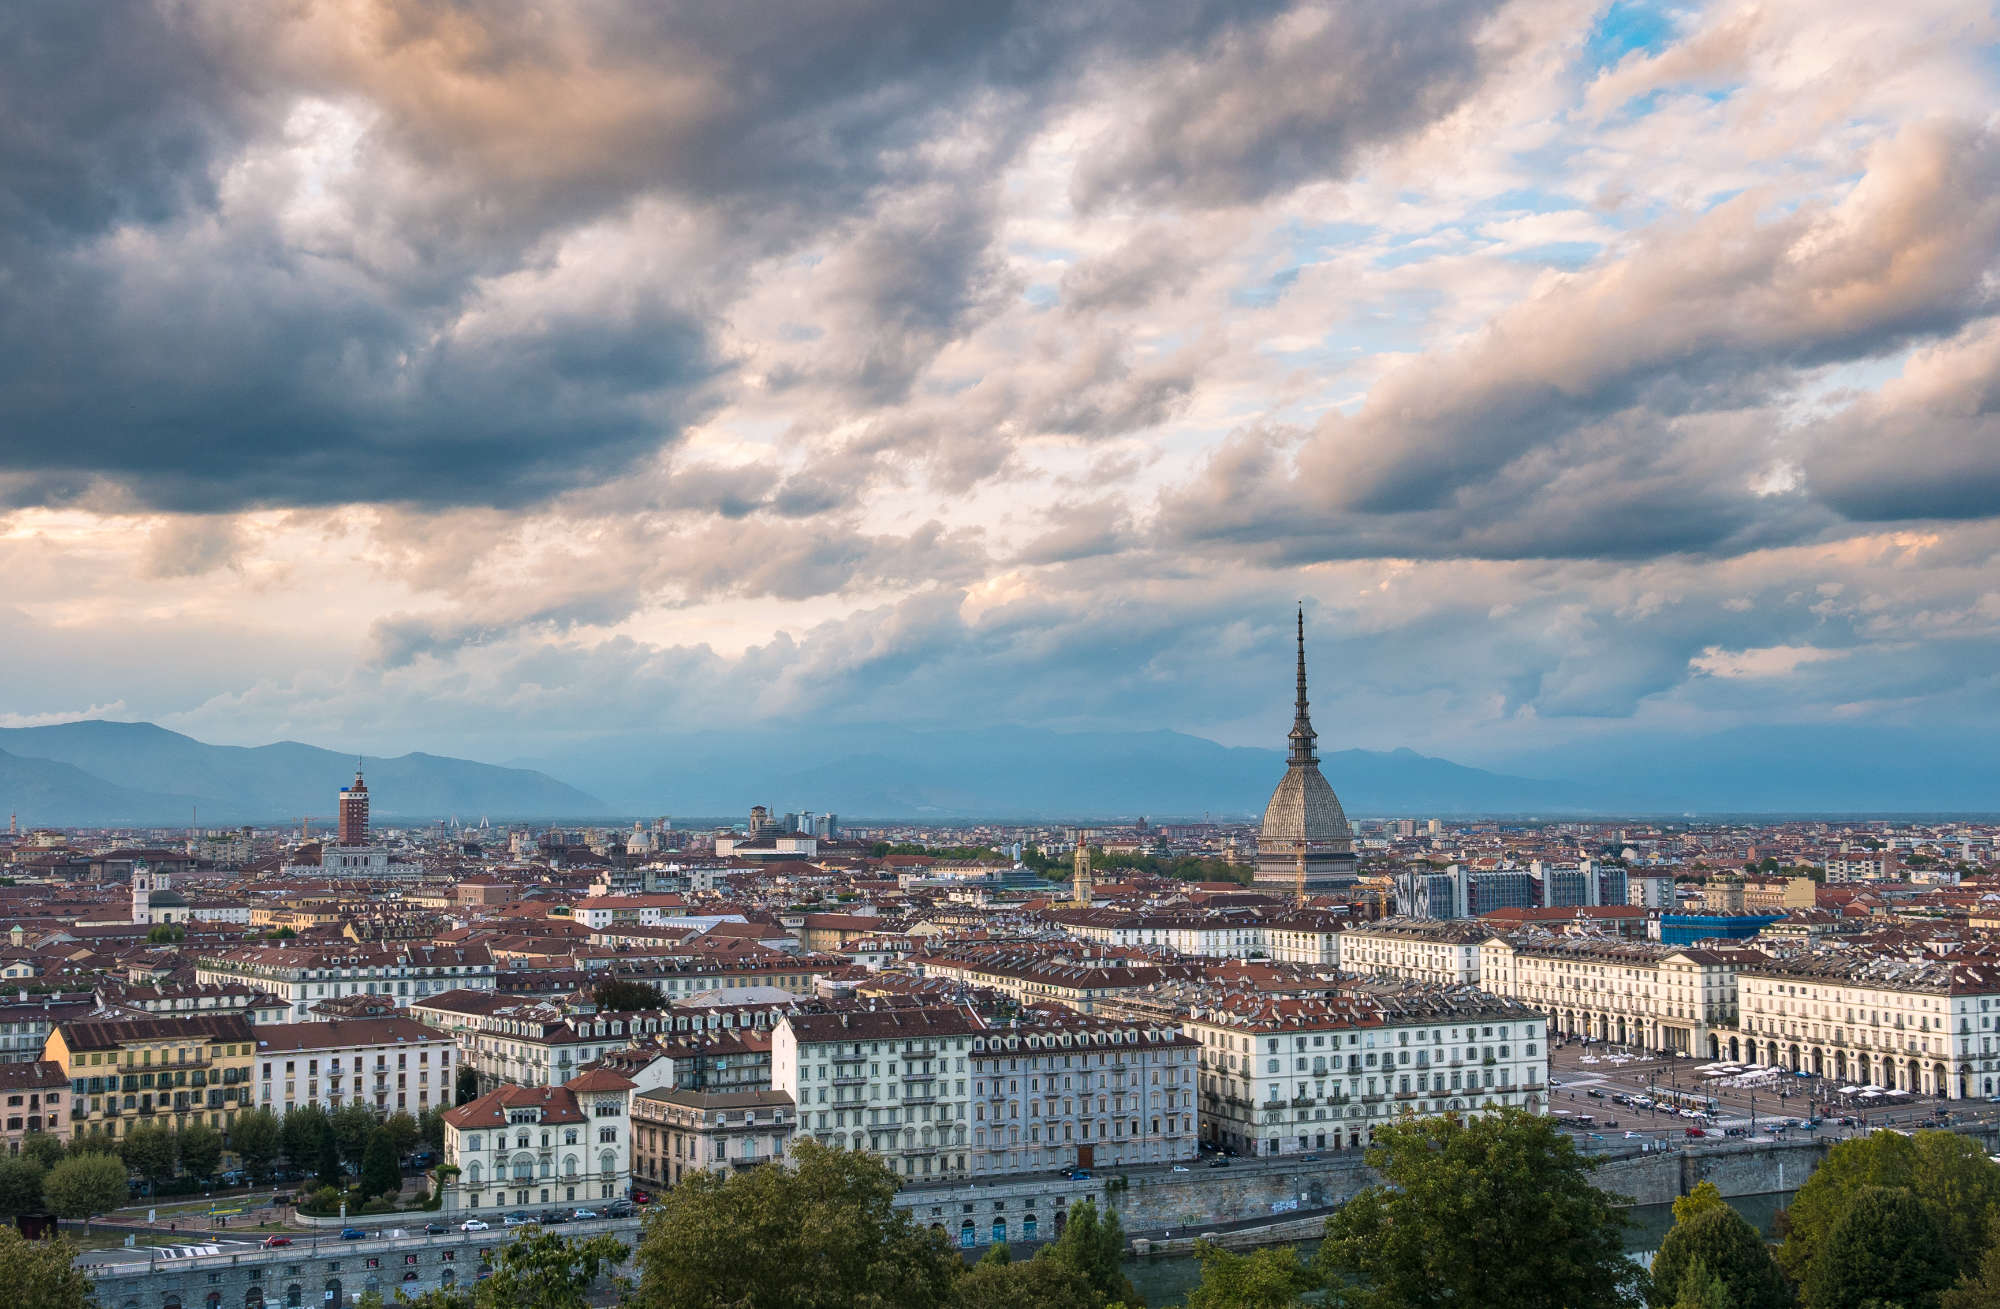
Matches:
[1171,1165,1190,1173]
[460,1219,490,1232]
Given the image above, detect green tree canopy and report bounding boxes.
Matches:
[418,1105,448,1152]
[949,1256,1102,1309]
[456,1066,481,1105]
[591,978,664,1012]
[1802,1185,1954,1309]
[16,1132,63,1172]
[629,1139,961,1309]
[1780,1130,2000,1286]
[383,1110,422,1158]
[178,1120,224,1181]
[482,1227,630,1309]
[1315,1108,1635,1309]
[1943,1214,2000,1309]
[280,1103,331,1169]
[119,1123,176,1185]
[0,1228,94,1309]
[331,1101,380,1166]
[1043,1199,1142,1307]
[230,1106,282,1178]
[42,1151,128,1219]
[361,1127,401,1200]
[1185,1240,1321,1309]
[0,1157,45,1218]
[1650,1203,1791,1309]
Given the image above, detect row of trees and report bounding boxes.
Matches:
[0,1102,451,1221]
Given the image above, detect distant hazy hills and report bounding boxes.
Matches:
[0,721,602,826]
[511,726,1589,820]
[1,719,1991,827]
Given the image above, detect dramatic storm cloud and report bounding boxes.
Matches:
[1,0,1997,777]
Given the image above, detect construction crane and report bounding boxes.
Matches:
[298,815,318,841]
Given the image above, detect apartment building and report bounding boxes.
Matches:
[770,1007,981,1182]
[1338,918,1489,986]
[1170,981,1546,1157]
[0,1060,67,1150]
[1478,935,1750,1056]
[251,1017,456,1116]
[630,1087,795,1189]
[1048,908,1331,961]
[438,1069,636,1212]
[1736,955,2000,1099]
[915,948,1200,1015]
[44,1014,256,1140]
[967,1014,1197,1177]
[194,943,496,1019]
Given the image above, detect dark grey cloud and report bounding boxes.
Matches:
[1806,320,2000,522]
[0,0,1500,515]
[1070,0,1502,210]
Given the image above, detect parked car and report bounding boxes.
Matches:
[606,1201,635,1219]
[1685,1127,1706,1138]
[538,1210,571,1225]
[571,1208,600,1220]
[423,1223,447,1235]
[501,1213,533,1227]
[460,1219,490,1232]
[1602,1120,1619,1129]
[338,1228,366,1241]
[1207,1157,1230,1168]
[1302,1153,1320,1162]
[1171,1165,1190,1173]
[1585,1089,1605,1099]
[629,1190,652,1205]
[262,1236,292,1248]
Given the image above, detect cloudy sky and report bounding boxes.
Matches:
[2,0,1997,771]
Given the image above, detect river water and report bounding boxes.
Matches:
[1120,1192,1795,1307]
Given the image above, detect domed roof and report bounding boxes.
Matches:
[1257,609,1354,866]
[143,889,189,907]
[1261,764,1352,847]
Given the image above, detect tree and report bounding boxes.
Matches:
[1315,1109,1635,1309]
[230,1107,282,1179]
[281,1104,332,1171]
[483,1228,630,1309]
[1803,1185,1954,1309]
[383,1110,422,1158]
[0,1157,45,1217]
[1674,1182,1728,1226]
[1044,1199,1142,1307]
[456,1066,481,1105]
[361,1128,401,1200]
[950,1256,1102,1309]
[417,1106,447,1153]
[332,1101,380,1167]
[1671,1264,1738,1309]
[119,1123,177,1187]
[178,1120,224,1182]
[1650,1203,1791,1309]
[0,1228,94,1309]
[1185,1240,1321,1309]
[1943,1215,2000,1309]
[42,1151,128,1218]
[317,1133,344,1191]
[16,1132,63,1171]
[591,978,664,1012]
[629,1139,961,1309]
[1780,1130,2000,1286]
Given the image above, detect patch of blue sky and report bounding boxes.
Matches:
[1486,186,1581,215]
[1272,217,1377,265]
[1229,265,1300,309]
[1022,283,1059,309]
[1501,241,1604,269]
[1583,0,1680,74]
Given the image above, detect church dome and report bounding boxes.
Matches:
[1255,609,1357,892]
[1260,764,1352,849]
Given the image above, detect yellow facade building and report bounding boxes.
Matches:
[43,1014,257,1140]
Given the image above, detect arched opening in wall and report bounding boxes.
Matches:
[244,1289,264,1309]
[323,1279,341,1307]
[286,1285,302,1307]
[1811,1049,1824,1077]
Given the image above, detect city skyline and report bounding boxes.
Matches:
[1,1,1997,789]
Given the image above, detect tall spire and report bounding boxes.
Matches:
[1288,605,1318,766]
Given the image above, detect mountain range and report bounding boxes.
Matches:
[0,721,600,826]
[0,719,1992,827]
